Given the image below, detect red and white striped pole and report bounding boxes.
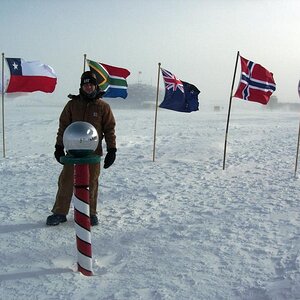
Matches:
[61,121,100,277]
[74,164,92,276]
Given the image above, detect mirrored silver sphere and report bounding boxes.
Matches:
[63,121,99,152]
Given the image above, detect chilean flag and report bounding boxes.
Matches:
[6,58,57,93]
[234,55,276,105]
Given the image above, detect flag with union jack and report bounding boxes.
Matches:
[159,68,200,112]
[233,55,276,105]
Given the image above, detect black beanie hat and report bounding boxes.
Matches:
[80,71,97,86]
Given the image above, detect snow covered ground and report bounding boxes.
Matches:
[0,97,300,299]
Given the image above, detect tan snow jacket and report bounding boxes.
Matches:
[56,95,116,156]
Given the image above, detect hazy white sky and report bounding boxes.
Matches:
[1,0,300,103]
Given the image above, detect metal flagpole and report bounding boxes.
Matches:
[294,80,300,177]
[294,120,300,177]
[223,51,240,170]
[83,54,87,72]
[1,53,5,158]
[152,62,161,162]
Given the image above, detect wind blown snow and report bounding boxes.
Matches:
[0,98,300,299]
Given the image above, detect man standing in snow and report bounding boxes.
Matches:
[46,71,117,226]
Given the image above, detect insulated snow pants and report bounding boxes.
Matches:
[52,163,100,216]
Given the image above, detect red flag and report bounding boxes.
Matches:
[6,58,57,93]
[234,56,276,105]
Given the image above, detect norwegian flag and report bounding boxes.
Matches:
[234,56,276,105]
[159,68,200,113]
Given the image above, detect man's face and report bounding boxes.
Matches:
[82,83,96,94]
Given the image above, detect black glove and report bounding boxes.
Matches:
[104,148,117,169]
[54,144,65,164]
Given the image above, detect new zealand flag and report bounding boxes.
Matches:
[159,68,200,113]
[234,56,276,105]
